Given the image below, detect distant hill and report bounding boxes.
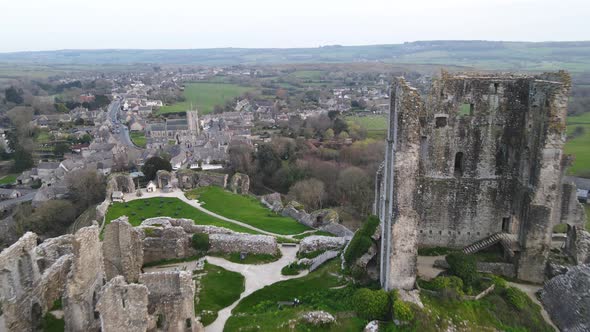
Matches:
[1,40,590,72]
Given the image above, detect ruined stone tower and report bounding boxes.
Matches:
[376,72,579,290]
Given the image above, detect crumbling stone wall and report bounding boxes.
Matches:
[281,201,353,237]
[106,173,136,197]
[260,192,283,212]
[156,170,176,189]
[176,170,228,189]
[560,181,588,226]
[229,172,250,194]
[539,264,590,331]
[299,235,347,254]
[0,232,73,332]
[63,226,104,332]
[139,271,199,332]
[376,72,580,287]
[208,233,279,255]
[565,225,590,265]
[96,276,151,332]
[138,217,279,261]
[103,217,143,283]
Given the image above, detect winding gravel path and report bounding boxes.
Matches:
[144,245,307,332]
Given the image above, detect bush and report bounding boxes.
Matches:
[191,233,210,252]
[343,215,379,266]
[431,276,464,295]
[504,286,528,310]
[392,300,414,322]
[353,288,389,320]
[490,275,507,289]
[446,252,478,286]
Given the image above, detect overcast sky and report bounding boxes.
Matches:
[0,0,588,52]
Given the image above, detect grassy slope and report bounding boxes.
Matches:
[565,112,590,176]
[196,262,245,326]
[187,186,310,235]
[0,174,18,185]
[105,197,260,234]
[157,82,253,115]
[226,261,364,332]
[129,131,147,148]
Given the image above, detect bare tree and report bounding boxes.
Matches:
[288,178,326,211]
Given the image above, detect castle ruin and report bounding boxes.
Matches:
[375,71,587,290]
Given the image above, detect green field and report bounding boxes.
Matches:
[346,114,388,139]
[565,112,590,176]
[130,131,147,148]
[0,174,17,185]
[196,262,245,326]
[187,186,311,235]
[157,82,254,115]
[105,197,260,234]
[290,70,325,80]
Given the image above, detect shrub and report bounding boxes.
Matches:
[191,233,210,252]
[490,275,507,289]
[392,299,414,322]
[431,276,464,295]
[504,286,528,310]
[446,252,478,286]
[353,288,389,320]
[343,215,380,266]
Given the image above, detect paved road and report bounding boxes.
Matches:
[107,101,136,148]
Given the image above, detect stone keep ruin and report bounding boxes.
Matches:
[375,71,588,290]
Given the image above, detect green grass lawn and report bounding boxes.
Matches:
[130,131,146,148]
[105,197,260,234]
[226,260,364,332]
[157,82,254,115]
[0,174,18,185]
[195,262,245,326]
[187,186,310,235]
[346,114,388,140]
[565,112,590,176]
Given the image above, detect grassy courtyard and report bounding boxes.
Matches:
[157,82,254,115]
[129,131,147,148]
[105,197,260,234]
[195,262,245,326]
[187,186,311,235]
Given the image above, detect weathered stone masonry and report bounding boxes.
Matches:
[376,72,583,289]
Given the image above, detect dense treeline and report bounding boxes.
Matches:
[229,113,384,219]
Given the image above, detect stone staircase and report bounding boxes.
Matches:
[462,232,519,256]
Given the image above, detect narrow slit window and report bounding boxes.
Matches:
[454,152,464,176]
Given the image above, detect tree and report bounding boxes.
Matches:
[336,167,373,215]
[288,178,326,211]
[15,200,78,237]
[228,141,254,175]
[66,169,106,211]
[323,128,335,140]
[54,143,71,156]
[5,86,24,104]
[141,156,172,180]
[446,252,479,287]
[12,148,33,172]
